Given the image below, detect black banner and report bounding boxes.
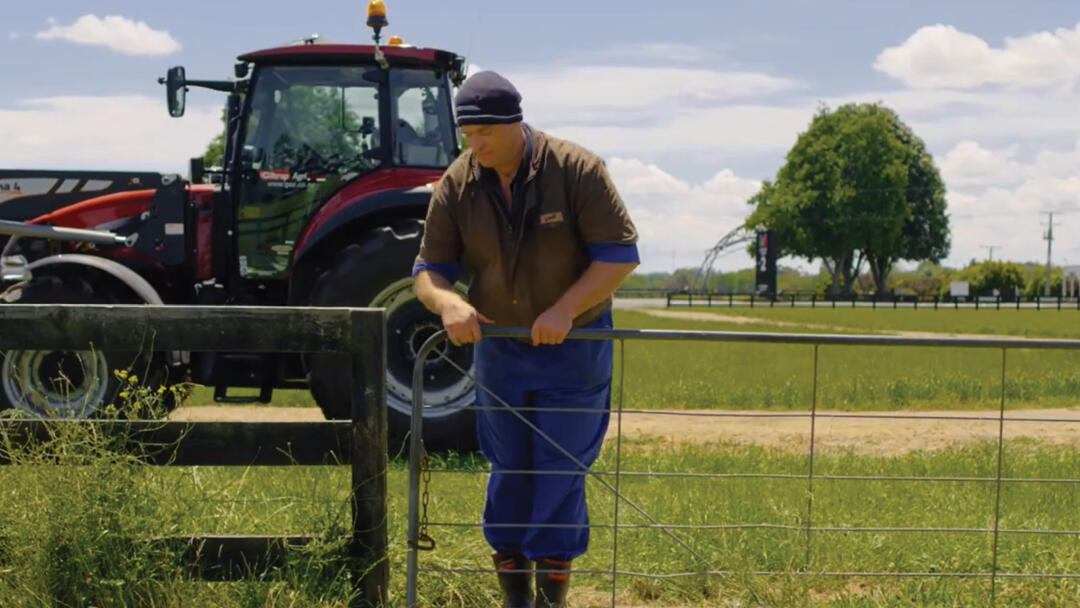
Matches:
[755,230,777,296]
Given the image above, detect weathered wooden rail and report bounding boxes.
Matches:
[0,304,387,607]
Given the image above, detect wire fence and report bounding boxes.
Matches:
[664,290,1080,311]
[405,327,1080,607]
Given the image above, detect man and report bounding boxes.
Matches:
[413,70,639,608]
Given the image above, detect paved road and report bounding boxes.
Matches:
[612,297,668,309]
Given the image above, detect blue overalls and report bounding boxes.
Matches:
[474,309,613,562]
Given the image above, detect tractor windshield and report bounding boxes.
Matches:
[234,64,456,279]
[241,65,456,176]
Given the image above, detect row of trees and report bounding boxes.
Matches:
[623,260,1072,301]
[893,260,1070,300]
[744,103,950,297]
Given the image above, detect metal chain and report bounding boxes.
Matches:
[416,450,436,551]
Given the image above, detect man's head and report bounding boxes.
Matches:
[455,71,525,172]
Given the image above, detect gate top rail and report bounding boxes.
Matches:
[481,326,1080,350]
[0,304,382,353]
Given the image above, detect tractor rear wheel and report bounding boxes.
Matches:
[306,219,478,453]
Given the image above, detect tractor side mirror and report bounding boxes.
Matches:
[162,66,187,117]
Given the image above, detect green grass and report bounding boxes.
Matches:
[182,308,1080,413]
[3,432,1080,606]
[611,309,1080,411]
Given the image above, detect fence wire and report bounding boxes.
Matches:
[406,327,1080,607]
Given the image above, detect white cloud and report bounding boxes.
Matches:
[875,22,1080,89]
[939,141,1025,188]
[516,65,802,125]
[463,61,484,78]
[8,32,19,41]
[545,104,813,162]
[818,86,1080,155]
[940,138,1080,267]
[0,96,220,174]
[606,158,761,272]
[35,14,180,56]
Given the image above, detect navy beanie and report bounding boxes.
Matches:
[454,71,523,126]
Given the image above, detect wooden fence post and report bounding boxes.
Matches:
[350,310,388,608]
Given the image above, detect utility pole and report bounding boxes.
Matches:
[979,244,1000,261]
[1042,212,1061,297]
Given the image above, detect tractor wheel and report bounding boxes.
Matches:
[0,274,179,418]
[307,219,478,453]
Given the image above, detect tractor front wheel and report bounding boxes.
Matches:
[306,219,478,452]
[0,274,177,418]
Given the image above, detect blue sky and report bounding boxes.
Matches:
[4,1,1080,273]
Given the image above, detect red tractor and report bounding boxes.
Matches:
[0,3,476,450]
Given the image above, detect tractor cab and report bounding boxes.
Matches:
[162,2,465,279]
[231,53,459,278]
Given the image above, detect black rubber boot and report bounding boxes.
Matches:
[535,557,571,608]
[493,552,533,608]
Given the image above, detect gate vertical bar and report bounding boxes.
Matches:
[406,332,440,608]
[989,348,1007,606]
[804,344,820,571]
[350,309,389,608]
[610,339,626,607]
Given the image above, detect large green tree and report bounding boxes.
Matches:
[867,112,950,294]
[746,103,950,296]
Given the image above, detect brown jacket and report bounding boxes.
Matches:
[416,127,637,328]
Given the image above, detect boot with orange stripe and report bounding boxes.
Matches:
[493,551,533,608]
[535,557,571,608]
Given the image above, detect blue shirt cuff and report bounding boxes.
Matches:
[586,242,640,263]
[411,261,461,284]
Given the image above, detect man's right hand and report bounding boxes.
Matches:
[414,268,493,345]
[441,299,494,345]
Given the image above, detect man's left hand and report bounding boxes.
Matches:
[531,304,573,346]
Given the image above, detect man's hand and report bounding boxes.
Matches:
[441,299,494,346]
[531,304,573,346]
[415,269,493,346]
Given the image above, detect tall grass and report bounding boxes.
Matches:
[408,439,1080,607]
[1,423,1078,606]
[0,375,354,608]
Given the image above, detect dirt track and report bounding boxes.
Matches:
[169,405,1080,456]
[636,308,1006,340]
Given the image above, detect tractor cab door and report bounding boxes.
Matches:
[234,65,386,279]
